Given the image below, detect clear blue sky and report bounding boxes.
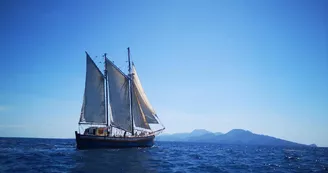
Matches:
[0,0,327,146]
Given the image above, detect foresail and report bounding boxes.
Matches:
[106,59,132,132]
[132,64,159,124]
[79,53,106,124]
[132,84,151,130]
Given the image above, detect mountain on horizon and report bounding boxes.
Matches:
[157,129,315,147]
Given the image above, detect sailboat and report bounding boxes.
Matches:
[75,47,165,149]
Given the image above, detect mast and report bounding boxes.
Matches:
[128,47,134,135]
[103,53,109,127]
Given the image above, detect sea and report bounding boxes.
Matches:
[0,138,327,173]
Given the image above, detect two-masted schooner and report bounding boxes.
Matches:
[75,47,165,149]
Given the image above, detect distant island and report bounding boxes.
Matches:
[156,129,316,147]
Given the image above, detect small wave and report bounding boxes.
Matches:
[0,139,327,173]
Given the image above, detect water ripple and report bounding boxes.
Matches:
[0,138,327,173]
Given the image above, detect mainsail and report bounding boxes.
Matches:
[132,64,159,124]
[105,58,132,132]
[79,53,106,124]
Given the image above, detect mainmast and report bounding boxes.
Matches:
[103,53,109,127]
[128,47,134,136]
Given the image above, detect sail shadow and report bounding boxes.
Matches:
[70,148,156,173]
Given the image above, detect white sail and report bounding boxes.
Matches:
[132,64,159,124]
[132,84,151,130]
[106,58,132,132]
[79,53,106,124]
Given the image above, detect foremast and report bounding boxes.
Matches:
[127,47,135,136]
[103,53,109,127]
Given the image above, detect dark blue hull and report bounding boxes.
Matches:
[75,131,155,150]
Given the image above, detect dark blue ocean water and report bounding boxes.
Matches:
[0,138,327,173]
